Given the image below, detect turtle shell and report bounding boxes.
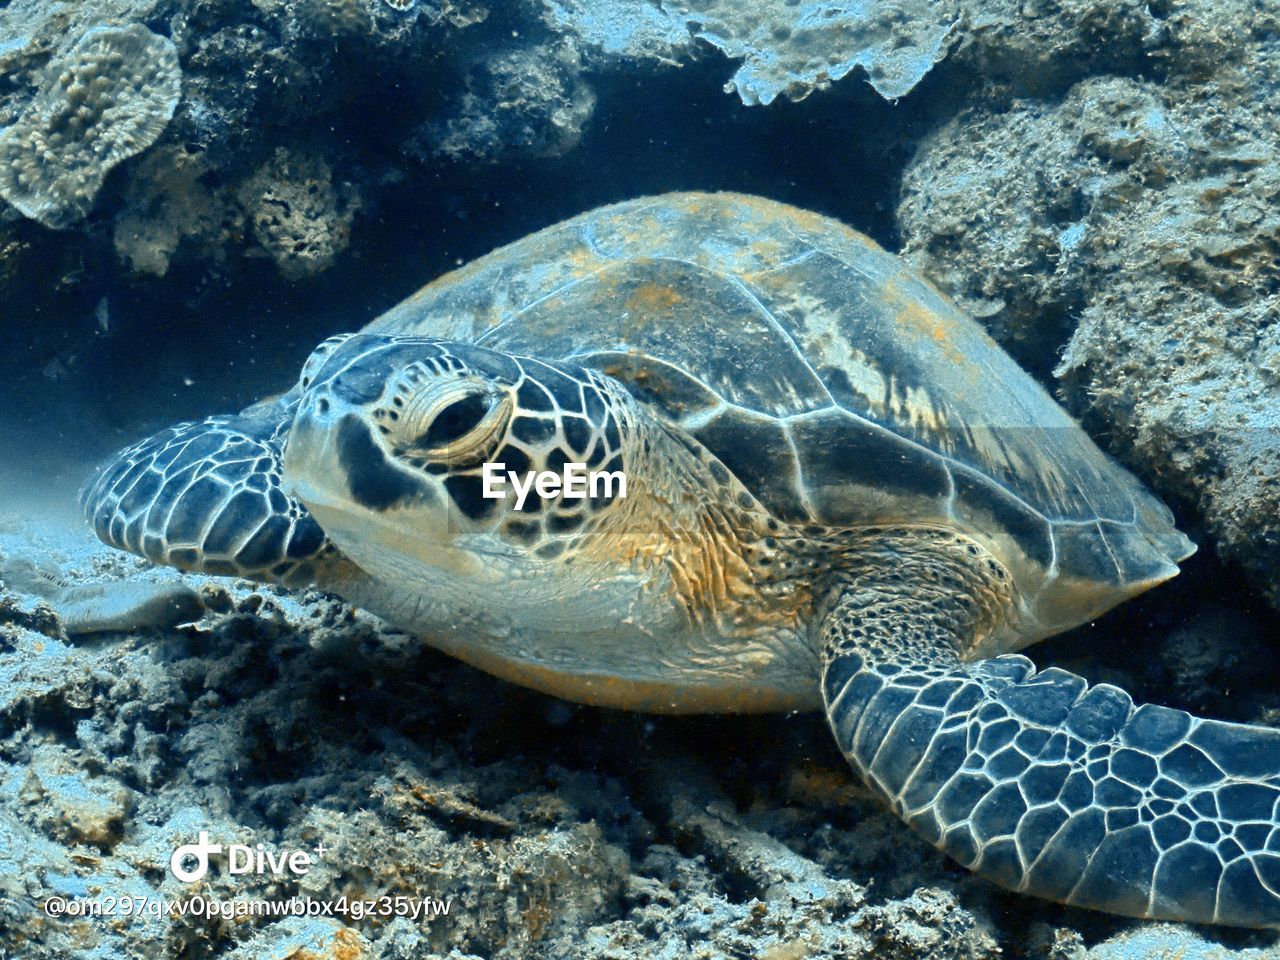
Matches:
[365,192,1194,640]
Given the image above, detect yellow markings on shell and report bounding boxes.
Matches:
[1026,445,1073,512]
[564,243,599,275]
[737,235,791,271]
[965,424,1051,490]
[612,214,664,256]
[624,281,683,314]
[731,194,837,241]
[881,275,972,375]
[734,256,1060,487]
[746,195,884,256]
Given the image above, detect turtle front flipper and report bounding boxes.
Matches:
[820,529,1280,928]
[81,406,331,586]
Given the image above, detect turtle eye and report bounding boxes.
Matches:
[421,393,491,448]
[401,384,511,464]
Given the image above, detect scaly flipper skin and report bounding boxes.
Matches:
[81,401,333,586]
[821,530,1280,928]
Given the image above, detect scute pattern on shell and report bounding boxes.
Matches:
[367,192,1193,623]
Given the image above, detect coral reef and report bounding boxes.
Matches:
[1083,924,1280,960]
[424,37,597,163]
[0,0,955,283]
[224,919,372,960]
[0,23,180,229]
[540,0,691,63]
[112,145,243,277]
[681,0,959,104]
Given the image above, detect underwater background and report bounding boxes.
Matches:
[3,0,1280,957]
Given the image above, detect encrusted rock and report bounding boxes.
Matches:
[898,71,1280,606]
[426,38,596,162]
[854,888,1000,960]
[113,145,244,277]
[236,147,361,280]
[684,0,959,104]
[19,744,133,850]
[223,917,373,960]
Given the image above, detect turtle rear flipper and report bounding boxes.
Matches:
[81,411,331,586]
[821,530,1280,928]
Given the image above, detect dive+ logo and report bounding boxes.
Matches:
[170,832,328,883]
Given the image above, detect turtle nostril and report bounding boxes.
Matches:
[419,393,491,448]
[316,397,330,415]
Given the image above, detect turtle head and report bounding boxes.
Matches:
[283,333,817,711]
[282,333,644,634]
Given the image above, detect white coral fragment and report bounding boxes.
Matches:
[545,0,958,104]
[693,0,960,105]
[0,23,181,229]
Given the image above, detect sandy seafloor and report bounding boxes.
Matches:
[5,0,1280,957]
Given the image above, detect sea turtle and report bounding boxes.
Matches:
[82,192,1280,928]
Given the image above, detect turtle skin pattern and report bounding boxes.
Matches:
[821,531,1280,926]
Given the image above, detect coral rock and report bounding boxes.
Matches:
[0,23,181,229]
[236,147,361,280]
